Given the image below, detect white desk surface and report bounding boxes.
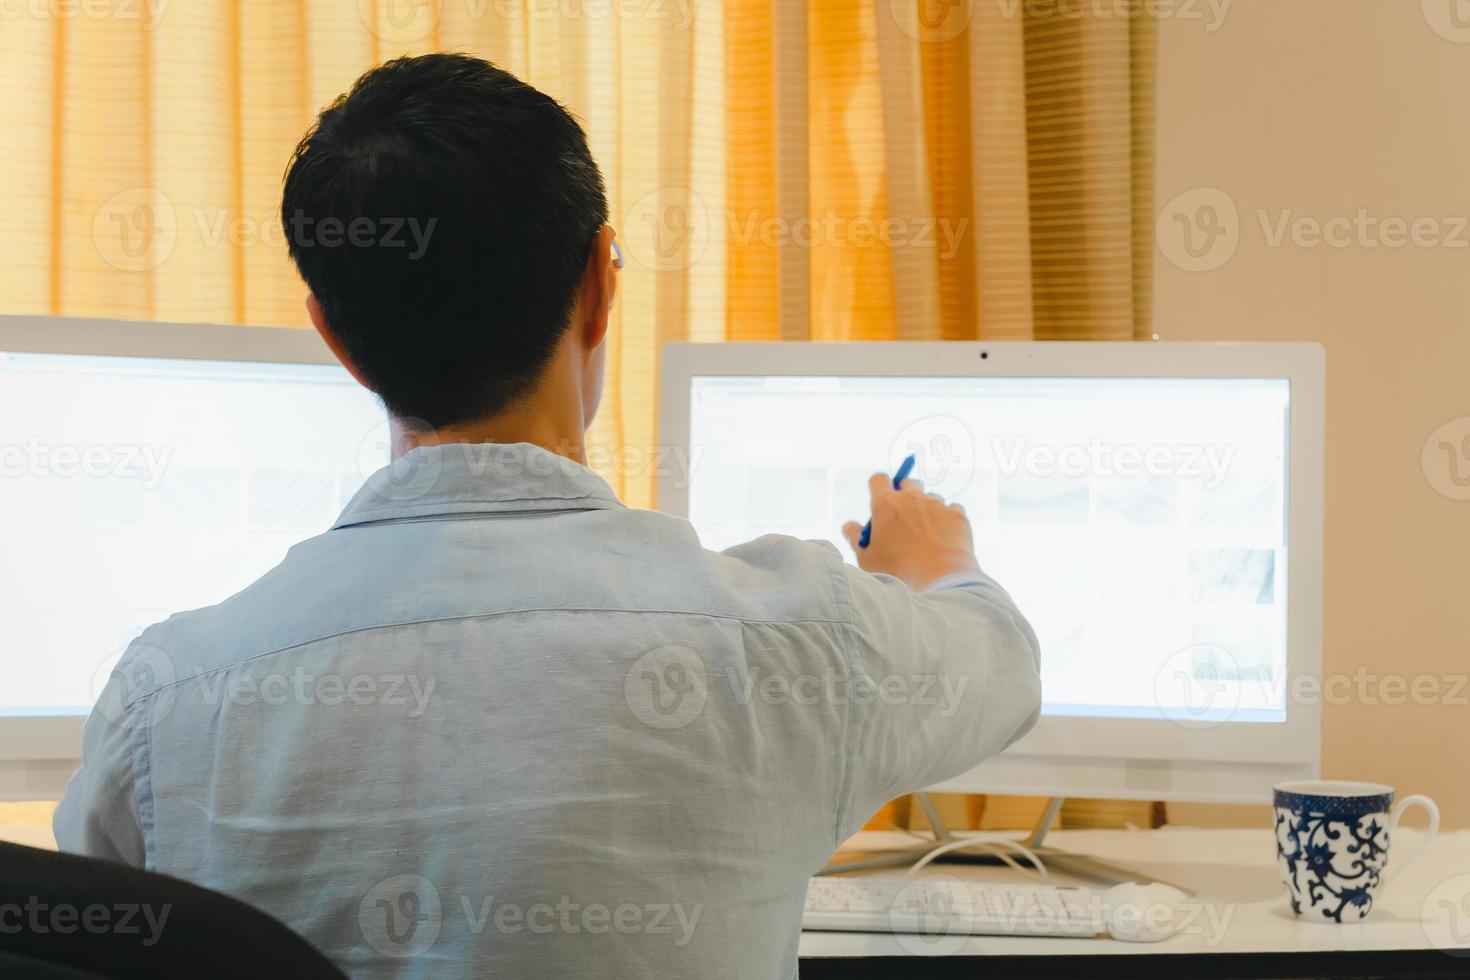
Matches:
[0,812,56,851]
[8,818,1468,959]
[801,828,1470,959]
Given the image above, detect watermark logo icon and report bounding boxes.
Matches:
[1156,187,1240,272]
[621,189,710,273]
[1422,873,1470,955]
[91,643,177,726]
[93,187,176,273]
[625,645,708,729]
[359,0,440,43]
[889,0,973,43]
[890,875,976,956]
[1153,643,1242,729]
[888,415,976,499]
[1423,0,1470,43]
[1422,417,1470,501]
[360,874,443,958]
[356,418,442,503]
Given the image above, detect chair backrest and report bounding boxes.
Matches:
[0,841,346,980]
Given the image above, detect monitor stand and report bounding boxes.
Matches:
[818,795,1190,892]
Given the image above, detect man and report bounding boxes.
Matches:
[56,53,1041,978]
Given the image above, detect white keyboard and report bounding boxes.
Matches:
[802,876,1105,938]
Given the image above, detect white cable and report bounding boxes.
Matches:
[904,833,1049,880]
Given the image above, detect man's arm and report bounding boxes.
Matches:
[833,474,1042,839]
[52,675,147,866]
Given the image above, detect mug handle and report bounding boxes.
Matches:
[1381,794,1440,888]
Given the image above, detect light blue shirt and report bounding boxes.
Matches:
[55,442,1041,979]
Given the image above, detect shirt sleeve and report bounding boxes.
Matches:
[833,566,1042,840]
[52,678,148,867]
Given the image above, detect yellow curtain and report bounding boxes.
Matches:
[0,0,1154,510]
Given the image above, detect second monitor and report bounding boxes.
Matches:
[659,341,1324,805]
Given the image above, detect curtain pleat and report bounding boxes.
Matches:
[0,11,57,314]
[725,0,782,343]
[874,0,943,340]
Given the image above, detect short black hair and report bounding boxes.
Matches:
[282,53,609,428]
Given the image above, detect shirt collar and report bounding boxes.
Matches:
[334,442,625,529]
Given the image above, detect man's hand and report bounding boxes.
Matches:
[842,475,980,591]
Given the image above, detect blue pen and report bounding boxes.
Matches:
[858,453,917,549]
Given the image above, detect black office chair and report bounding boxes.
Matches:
[0,841,346,979]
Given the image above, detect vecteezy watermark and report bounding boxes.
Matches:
[888,875,977,956]
[1156,186,1241,273]
[190,668,436,717]
[624,646,975,731]
[1292,670,1470,709]
[92,644,178,727]
[1102,894,1234,945]
[882,875,1235,951]
[458,896,701,947]
[726,210,970,262]
[1153,643,1242,730]
[1159,187,1470,273]
[620,189,970,273]
[1423,416,1470,501]
[1422,873,1470,956]
[0,897,171,947]
[92,188,438,273]
[1257,210,1470,251]
[1154,643,1470,729]
[93,187,177,274]
[1422,0,1470,44]
[998,0,1231,29]
[0,0,168,29]
[888,0,973,43]
[360,875,442,958]
[359,875,702,958]
[92,644,437,728]
[354,423,702,504]
[280,211,437,260]
[625,645,709,730]
[727,666,970,717]
[0,439,173,487]
[622,189,711,274]
[889,415,978,500]
[356,419,445,504]
[889,0,1230,45]
[992,436,1236,487]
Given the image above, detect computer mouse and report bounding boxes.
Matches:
[1102,881,1190,943]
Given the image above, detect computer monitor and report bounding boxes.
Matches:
[0,316,386,801]
[659,341,1323,805]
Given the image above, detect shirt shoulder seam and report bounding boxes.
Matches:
[131,605,851,704]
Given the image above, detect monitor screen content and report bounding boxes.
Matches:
[0,351,385,718]
[686,375,1291,725]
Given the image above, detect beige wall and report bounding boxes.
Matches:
[1155,0,1470,828]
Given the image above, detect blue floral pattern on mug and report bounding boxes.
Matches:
[1275,788,1393,923]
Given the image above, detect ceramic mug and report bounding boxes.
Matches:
[1274,780,1440,923]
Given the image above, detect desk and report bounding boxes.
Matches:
[0,802,56,851]
[800,828,1470,977]
[7,817,1467,975]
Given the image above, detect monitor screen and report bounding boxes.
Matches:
[0,350,385,718]
[686,375,1291,725]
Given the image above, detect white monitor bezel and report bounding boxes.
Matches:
[658,340,1324,804]
[0,315,345,800]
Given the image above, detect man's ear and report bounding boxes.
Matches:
[577,225,617,352]
[306,294,371,389]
